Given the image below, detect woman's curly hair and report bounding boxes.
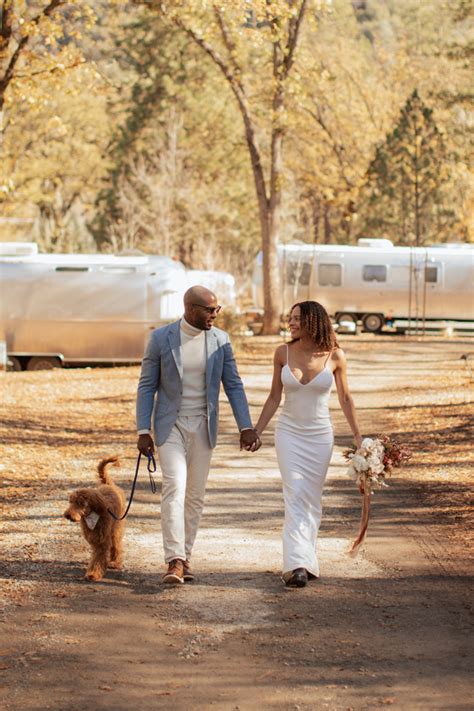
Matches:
[290,300,339,351]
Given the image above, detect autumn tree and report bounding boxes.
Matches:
[0,2,131,250]
[92,10,259,274]
[0,1,95,142]
[138,0,312,333]
[349,0,473,243]
[284,2,405,245]
[358,90,455,245]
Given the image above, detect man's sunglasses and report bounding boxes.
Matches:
[191,303,222,315]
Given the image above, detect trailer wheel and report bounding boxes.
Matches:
[336,312,357,325]
[26,356,62,371]
[7,356,23,371]
[362,313,384,333]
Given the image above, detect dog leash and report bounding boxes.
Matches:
[107,452,157,521]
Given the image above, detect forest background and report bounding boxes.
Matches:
[1,0,473,325]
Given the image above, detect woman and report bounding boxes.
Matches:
[255,301,362,588]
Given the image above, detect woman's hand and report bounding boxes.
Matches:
[354,434,363,450]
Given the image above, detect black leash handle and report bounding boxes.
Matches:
[108,451,157,521]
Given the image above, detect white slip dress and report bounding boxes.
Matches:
[275,346,334,580]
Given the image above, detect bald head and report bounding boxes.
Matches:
[183,285,220,330]
[184,285,216,307]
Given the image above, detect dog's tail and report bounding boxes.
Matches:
[97,456,120,485]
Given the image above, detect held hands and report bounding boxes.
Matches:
[240,428,262,452]
[137,433,155,455]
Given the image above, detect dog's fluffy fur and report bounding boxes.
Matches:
[63,457,126,581]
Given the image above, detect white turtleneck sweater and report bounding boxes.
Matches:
[137,317,253,436]
[179,317,207,416]
[137,318,207,435]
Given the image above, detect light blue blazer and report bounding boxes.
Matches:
[136,320,253,448]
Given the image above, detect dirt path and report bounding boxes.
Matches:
[1,335,472,710]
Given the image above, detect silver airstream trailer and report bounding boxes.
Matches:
[186,269,237,307]
[0,243,188,370]
[252,240,474,332]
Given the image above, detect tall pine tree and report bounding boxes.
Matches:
[358,90,455,245]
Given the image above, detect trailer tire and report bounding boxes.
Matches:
[362,313,384,333]
[7,356,23,371]
[336,312,357,325]
[26,356,62,371]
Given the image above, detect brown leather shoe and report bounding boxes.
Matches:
[183,560,195,582]
[162,559,184,584]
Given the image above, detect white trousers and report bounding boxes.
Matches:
[157,415,213,563]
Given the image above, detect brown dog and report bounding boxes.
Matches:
[63,456,126,581]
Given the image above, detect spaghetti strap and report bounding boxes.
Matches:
[286,344,289,366]
[324,350,332,367]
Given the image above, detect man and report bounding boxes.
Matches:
[136,285,260,584]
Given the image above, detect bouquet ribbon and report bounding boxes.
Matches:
[348,490,371,557]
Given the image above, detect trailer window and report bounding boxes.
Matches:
[55,266,90,272]
[286,261,312,286]
[425,266,438,283]
[318,264,341,287]
[363,265,387,282]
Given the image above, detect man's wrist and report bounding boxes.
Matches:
[240,427,256,433]
[138,429,151,436]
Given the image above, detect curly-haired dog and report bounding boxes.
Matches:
[64,457,126,581]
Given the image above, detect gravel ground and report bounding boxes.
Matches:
[1,334,473,710]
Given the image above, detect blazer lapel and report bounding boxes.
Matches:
[205,329,218,390]
[168,321,183,380]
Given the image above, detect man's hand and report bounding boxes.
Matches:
[240,429,261,452]
[137,433,155,455]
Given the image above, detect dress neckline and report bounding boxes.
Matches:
[284,363,330,386]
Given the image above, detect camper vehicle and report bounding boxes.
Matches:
[252,240,474,333]
[0,243,188,370]
[186,269,236,307]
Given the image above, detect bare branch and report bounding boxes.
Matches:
[304,104,354,188]
[341,65,381,131]
[14,57,84,79]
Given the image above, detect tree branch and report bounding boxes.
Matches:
[0,0,66,96]
[14,57,84,78]
[212,5,243,87]
[175,18,269,207]
[282,0,307,79]
[305,105,354,188]
[1,1,14,49]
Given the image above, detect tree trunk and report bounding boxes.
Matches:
[324,203,332,244]
[311,194,321,243]
[172,4,307,334]
[261,80,285,334]
[414,152,421,247]
[239,95,281,334]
